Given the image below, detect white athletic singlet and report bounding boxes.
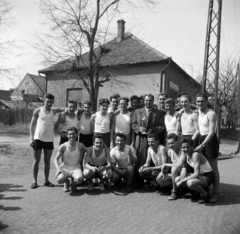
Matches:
[181,112,195,135]
[198,109,211,135]
[61,142,81,170]
[164,112,177,134]
[61,114,79,132]
[115,112,131,135]
[79,113,92,134]
[90,147,107,166]
[168,149,179,164]
[94,112,110,133]
[34,107,54,142]
[187,154,212,174]
[148,145,163,166]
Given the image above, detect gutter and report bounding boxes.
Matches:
[160,57,172,92]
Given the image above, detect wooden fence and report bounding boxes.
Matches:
[0,108,34,126]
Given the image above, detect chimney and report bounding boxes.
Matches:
[117,19,125,42]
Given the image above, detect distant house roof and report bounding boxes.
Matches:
[38,32,169,74]
[28,74,46,93]
[23,94,44,102]
[0,89,14,101]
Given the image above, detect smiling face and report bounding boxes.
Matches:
[167,138,176,150]
[165,102,174,112]
[111,98,119,110]
[158,95,166,105]
[181,142,192,154]
[131,98,139,110]
[119,99,128,112]
[67,102,76,114]
[67,129,77,142]
[180,96,190,110]
[94,137,103,150]
[115,136,125,149]
[196,96,208,111]
[148,137,158,149]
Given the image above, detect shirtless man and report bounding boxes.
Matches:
[30,94,62,189]
[54,100,79,145]
[54,127,87,192]
[177,94,199,147]
[195,92,219,203]
[84,134,112,191]
[139,133,168,191]
[110,133,138,192]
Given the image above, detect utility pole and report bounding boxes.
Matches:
[202,0,223,114]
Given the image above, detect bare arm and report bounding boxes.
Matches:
[29,108,40,144]
[110,115,116,148]
[191,112,200,141]
[52,108,65,115]
[139,149,152,172]
[84,147,96,171]
[91,114,96,133]
[54,113,66,136]
[105,148,112,170]
[54,144,65,176]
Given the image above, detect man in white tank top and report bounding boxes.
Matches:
[195,92,219,203]
[175,138,214,204]
[30,94,63,189]
[164,98,178,135]
[110,133,138,193]
[111,97,132,147]
[54,127,87,192]
[84,134,112,191]
[54,100,79,145]
[176,94,199,146]
[139,133,169,191]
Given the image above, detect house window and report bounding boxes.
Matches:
[168,81,179,99]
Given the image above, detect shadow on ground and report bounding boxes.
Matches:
[0,221,9,231]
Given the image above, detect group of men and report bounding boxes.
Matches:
[29,91,219,204]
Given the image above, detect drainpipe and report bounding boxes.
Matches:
[160,58,172,93]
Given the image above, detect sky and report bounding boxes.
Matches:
[1,0,240,90]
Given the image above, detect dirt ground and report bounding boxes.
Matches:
[0,125,239,179]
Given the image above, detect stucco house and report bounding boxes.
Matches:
[38,20,201,108]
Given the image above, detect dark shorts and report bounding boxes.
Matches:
[95,132,110,148]
[201,171,214,187]
[181,134,199,149]
[33,140,54,150]
[79,133,93,148]
[199,134,219,159]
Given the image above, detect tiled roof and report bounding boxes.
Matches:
[0,90,14,101]
[39,33,169,73]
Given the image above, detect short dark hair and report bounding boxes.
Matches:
[180,137,193,146]
[119,97,129,103]
[147,133,159,141]
[99,98,110,106]
[115,132,126,140]
[139,95,145,101]
[166,133,178,142]
[110,93,121,101]
[177,92,187,98]
[130,95,139,102]
[165,98,175,106]
[46,93,55,100]
[67,126,78,134]
[93,133,103,141]
[196,92,208,101]
[158,92,168,98]
[84,100,92,106]
[67,100,77,106]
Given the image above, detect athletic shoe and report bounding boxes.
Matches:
[99,183,105,191]
[44,181,54,187]
[168,192,178,201]
[209,193,219,203]
[88,183,93,191]
[71,182,77,192]
[198,193,210,204]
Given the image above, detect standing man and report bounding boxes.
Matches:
[195,92,219,203]
[132,94,165,187]
[30,94,61,189]
[54,100,79,145]
[164,98,178,135]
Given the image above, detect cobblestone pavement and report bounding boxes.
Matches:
[1,145,240,234]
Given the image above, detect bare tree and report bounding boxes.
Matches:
[35,0,157,110]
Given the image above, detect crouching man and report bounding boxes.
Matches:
[139,133,169,191]
[84,134,112,191]
[110,133,138,193]
[175,138,214,204]
[54,126,87,192]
